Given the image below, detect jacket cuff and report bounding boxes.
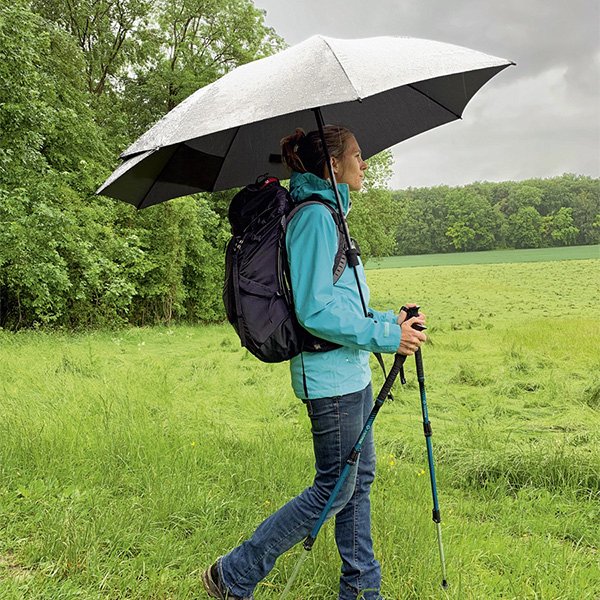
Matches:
[379,322,401,353]
[369,308,399,324]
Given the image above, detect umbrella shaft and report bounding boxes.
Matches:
[312,107,368,317]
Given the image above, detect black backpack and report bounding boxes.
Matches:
[223,176,350,363]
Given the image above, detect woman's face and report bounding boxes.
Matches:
[332,135,368,191]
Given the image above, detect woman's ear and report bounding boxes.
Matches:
[331,157,339,175]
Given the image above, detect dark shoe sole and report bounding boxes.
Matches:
[201,559,253,600]
[201,561,224,599]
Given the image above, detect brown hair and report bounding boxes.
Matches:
[280,126,354,179]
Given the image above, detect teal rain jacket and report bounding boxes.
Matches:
[285,171,402,400]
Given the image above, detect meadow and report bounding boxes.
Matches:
[366,244,600,269]
[0,250,599,599]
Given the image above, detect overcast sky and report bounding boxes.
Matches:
[252,0,600,190]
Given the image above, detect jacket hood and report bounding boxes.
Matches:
[289,171,351,215]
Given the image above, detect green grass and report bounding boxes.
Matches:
[366,244,600,269]
[1,256,599,599]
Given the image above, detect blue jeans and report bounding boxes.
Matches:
[219,383,382,600]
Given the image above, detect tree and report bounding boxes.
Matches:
[394,197,434,256]
[1,3,109,184]
[0,2,235,329]
[445,189,503,252]
[487,180,513,206]
[497,184,543,217]
[0,3,50,184]
[32,0,283,146]
[0,3,123,328]
[393,186,453,255]
[507,206,543,249]
[0,186,71,326]
[118,0,283,139]
[31,0,153,96]
[571,190,600,245]
[542,207,579,247]
[391,174,598,257]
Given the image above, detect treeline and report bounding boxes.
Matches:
[392,175,599,255]
[1,3,598,331]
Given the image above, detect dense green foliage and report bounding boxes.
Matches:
[0,1,279,329]
[0,2,598,331]
[0,255,598,598]
[394,175,599,255]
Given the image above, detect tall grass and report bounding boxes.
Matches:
[1,256,599,599]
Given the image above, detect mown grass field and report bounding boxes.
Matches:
[366,244,600,269]
[1,249,599,599]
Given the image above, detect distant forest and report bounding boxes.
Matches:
[1,2,598,330]
[390,174,599,255]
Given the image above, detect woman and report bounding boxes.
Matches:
[203,126,427,600]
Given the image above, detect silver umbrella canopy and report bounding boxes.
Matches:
[97,35,514,208]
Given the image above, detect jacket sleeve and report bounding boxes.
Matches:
[368,308,399,324]
[286,204,401,353]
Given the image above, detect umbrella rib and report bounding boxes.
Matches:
[213,126,242,191]
[135,146,179,209]
[407,84,462,120]
[321,37,362,102]
[139,127,241,204]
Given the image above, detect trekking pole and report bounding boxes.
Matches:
[414,340,448,589]
[279,352,406,600]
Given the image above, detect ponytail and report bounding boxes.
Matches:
[280,128,308,174]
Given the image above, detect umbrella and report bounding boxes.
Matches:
[97,35,514,208]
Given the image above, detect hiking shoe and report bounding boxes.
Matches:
[201,559,252,600]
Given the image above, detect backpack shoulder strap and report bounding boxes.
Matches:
[285,200,347,284]
[285,199,328,226]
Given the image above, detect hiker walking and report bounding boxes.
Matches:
[203,125,427,600]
